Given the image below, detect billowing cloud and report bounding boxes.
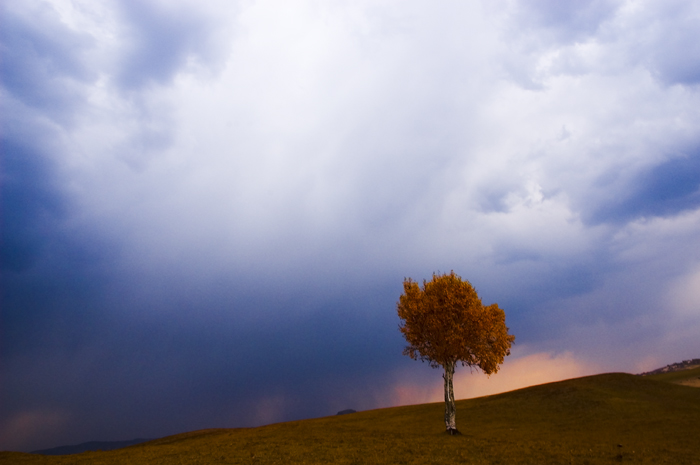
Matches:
[2,0,700,452]
[115,0,233,89]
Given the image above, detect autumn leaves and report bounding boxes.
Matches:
[397,271,515,433]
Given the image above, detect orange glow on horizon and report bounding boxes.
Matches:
[390,351,600,406]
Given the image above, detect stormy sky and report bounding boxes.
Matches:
[2,0,700,452]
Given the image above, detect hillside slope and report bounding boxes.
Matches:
[2,373,699,464]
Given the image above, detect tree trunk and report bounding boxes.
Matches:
[443,360,459,434]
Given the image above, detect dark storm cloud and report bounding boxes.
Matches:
[483,253,610,345]
[591,151,700,224]
[0,2,94,119]
[1,10,117,358]
[116,0,227,90]
[0,138,67,272]
[1,279,408,451]
[644,4,700,86]
[0,140,118,361]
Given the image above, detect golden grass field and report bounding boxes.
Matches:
[3,368,699,464]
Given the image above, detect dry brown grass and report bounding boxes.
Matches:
[2,372,699,464]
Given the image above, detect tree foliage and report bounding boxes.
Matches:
[397,271,514,374]
[397,271,515,433]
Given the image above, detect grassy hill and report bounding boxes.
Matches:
[2,372,699,464]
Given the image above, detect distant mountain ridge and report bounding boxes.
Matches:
[32,438,154,456]
[639,358,700,376]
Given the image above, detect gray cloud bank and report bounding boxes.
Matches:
[2,0,700,452]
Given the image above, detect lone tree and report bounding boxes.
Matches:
[397,271,515,435]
